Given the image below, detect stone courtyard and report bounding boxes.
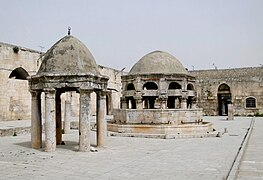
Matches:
[0,116,262,180]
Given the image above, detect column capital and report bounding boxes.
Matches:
[44,88,56,94]
[30,90,42,98]
[79,88,93,94]
[96,90,107,98]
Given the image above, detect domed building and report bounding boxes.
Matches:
[28,35,109,152]
[109,50,214,138]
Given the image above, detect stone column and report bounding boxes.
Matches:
[56,92,62,145]
[228,103,234,120]
[44,89,56,152]
[135,97,143,110]
[64,100,71,134]
[192,97,197,109]
[121,97,127,109]
[181,91,187,109]
[96,91,107,147]
[159,97,167,109]
[31,90,42,149]
[79,89,92,152]
[181,97,187,109]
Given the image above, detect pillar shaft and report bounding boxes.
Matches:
[56,92,62,145]
[31,91,42,149]
[228,103,234,120]
[45,89,56,152]
[121,97,127,109]
[64,100,71,134]
[96,91,107,147]
[79,89,91,152]
[181,98,187,109]
[135,98,143,110]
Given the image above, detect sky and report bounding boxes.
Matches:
[1,0,263,71]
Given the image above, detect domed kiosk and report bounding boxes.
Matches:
[108,50,214,138]
[28,35,109,152]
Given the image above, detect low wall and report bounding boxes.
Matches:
[113,108,203,125]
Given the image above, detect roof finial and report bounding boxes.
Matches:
[68,26,71,35]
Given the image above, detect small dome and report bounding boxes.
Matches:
[37,35,99,75]
[129,50,187,75]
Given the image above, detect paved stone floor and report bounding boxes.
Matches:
[236,117,263,180]
[0,116,261,180]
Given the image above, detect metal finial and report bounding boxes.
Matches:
[68,26,71,35]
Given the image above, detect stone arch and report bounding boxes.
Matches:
[245,96,256,108]
[187,83,194,90]
[168,82,181,89]
[143,82,158,90]
[126,83,135,90]
[217,83,231,116]
[126,97,136,109]
[9,67,29,80]
[218,83,230,92]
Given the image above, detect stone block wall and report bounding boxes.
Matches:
[189,67,263,116]
[0,42,41,121]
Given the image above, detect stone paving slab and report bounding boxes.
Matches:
[236,117,263,179]
[0,116,257,179]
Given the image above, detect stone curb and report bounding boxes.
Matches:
[225,117,255,180]
[0,127,31,137]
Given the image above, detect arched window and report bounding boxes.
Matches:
[218,84,230,92]
[9,67,29,80]
[187,84,194,90]
[143,82,158,90]
[126,83,135,90]
[246,97,256,108]
[168,82,181,89]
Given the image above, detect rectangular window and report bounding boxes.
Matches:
[246,97,256,108]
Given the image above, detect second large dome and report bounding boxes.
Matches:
[129,50,187,75]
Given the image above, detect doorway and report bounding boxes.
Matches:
[217,84,231,116]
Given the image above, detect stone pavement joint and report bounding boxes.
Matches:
[0,117,262,180]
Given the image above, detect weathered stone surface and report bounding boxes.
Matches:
[190,67,263,116]
[129,50,188,75]
[37,35,99,76]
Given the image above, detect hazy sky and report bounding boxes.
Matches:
[1,0,263,71]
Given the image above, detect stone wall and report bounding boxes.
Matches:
[189,67,263,116]
[113,109,203,124]
[0,42,41,121]
[1,40,263,120]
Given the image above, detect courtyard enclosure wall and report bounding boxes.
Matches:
[1,41,263,122]
[0,42,41,121]
[190,67,263,116]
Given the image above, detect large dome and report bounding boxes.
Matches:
[37,35,100,75]
[129,50,188,75]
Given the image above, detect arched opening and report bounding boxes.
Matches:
[9,67,29,80]
[126,83,135,90]
[126,97,136,109]
[187,97,193,109]
[217,84,231,116]
[246,97,256,108]
[143,82,158,90]
[187,84,194,90]
[168,82,181,89]
[142,96,157,109]
[167,96,181,109]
